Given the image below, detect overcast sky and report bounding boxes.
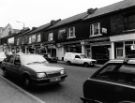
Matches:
[0,0,123,29]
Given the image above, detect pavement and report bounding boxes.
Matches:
[0,73,45,103]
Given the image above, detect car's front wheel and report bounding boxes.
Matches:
[2,68,8,77]
[23,76,31,89]
[84,62,89,67]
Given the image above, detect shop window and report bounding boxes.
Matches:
[37,34,41,42]
[58,29,66,40]
[48,33,53,41]
[89,22,102,37]
[116,47,123,58]
[67,26,76,39]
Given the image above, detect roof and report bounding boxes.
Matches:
[85,0,135,20]
[30,23,51,34]
[49,12,88,29]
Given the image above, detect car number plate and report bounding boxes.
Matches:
[50,77,60,82]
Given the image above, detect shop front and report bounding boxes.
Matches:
[89,37,111,63]
[110,32,135,59]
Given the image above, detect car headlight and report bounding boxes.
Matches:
[60,70,65,75]
[37,73,46,78]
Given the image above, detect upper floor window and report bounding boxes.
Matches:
[29,36,32,44]
[17,38,19,45]
[124,14,135,31]
[67,26,76,39]
[31,34,36,43]
[58,29,67,40]
[48,33,53,41]
[90,22,102,37]
[37,34,41,42]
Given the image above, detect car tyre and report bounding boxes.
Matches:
[23,76,31,89]
[67,61,71,65]
[2,68,8,77]
[84,63,89,67]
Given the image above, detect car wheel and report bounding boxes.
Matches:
[84,63,89,67]
[67,61,71,65]
[23,76,31,88]
[2,68,8,77]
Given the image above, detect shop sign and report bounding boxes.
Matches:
[131,45,135,50]
[102,28,107,34]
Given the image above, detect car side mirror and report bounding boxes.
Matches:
[14,60,21,65]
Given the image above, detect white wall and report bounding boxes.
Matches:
[57,46,65,60]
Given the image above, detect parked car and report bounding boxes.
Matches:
[1,54,67,88]
[0,52,6,65]
[43,53,58,63]
[64,52,96,67]
[81,58,135,103]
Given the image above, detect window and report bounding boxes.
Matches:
[90,22,102,37]
[117,64,135,85]
[17,38,19,45]
[116,48,123,58]
[48,33,53,41]
[58,29,67,40]
[94,63,121,81]
[9,56,14,63]
[67,27,76,39]
[31,35,36,43]
[75,55,80,58]
[124,14,135,30]
[29,36,32,44]
[37,34,41,42]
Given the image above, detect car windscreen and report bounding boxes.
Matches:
[20,54,47,65]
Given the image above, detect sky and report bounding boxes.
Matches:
[0,0,123,29]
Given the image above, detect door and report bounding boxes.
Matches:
[74,55,82,64]
[12,55,22,77]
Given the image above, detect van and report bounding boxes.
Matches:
[64,52,96,67]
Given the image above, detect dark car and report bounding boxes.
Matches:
[43,54,58,63]
[1,53,67,88]
[81,59,135,103]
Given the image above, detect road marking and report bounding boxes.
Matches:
[0,74,46,103]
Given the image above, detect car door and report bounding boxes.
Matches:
[5,55,16,76]
[74,55,82,64]
[12,55,22,78]
[83,63,123,102]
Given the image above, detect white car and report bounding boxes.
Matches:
[1,54,67,88]
[64,52,96,67]
[0,52,6,63]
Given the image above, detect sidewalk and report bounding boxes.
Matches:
[0,75,45,103]
[57,60,103,68]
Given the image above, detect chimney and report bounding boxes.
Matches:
[87,8,97,14]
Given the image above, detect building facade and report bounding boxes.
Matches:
[1,0,135,63]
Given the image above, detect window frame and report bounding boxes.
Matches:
[89,22,102,37]
[58,29,66,40]
[67,26,76,39]
[48,32,54,41]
